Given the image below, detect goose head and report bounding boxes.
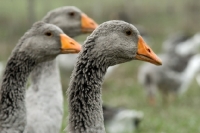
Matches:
[85,20,162,66]
[16,21,81,62]
[43,6,98,37]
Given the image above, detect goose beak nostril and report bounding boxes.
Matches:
[70,42,75,45]
[147,48,151,53]
[90,22,95,26]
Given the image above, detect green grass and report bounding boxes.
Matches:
[1,0,200,133]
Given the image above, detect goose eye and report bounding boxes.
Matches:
[69,12,75,17]
[45,32,52,37]
[126,30,132,36]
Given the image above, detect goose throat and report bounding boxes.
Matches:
[68,57,108,133]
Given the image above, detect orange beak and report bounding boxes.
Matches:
[81,13,98,33]
[135,36,162,65]
[60,34,81,54]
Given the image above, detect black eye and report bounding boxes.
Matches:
[126,30,132,36]
[69,12,75,17]
[45,32,52,37]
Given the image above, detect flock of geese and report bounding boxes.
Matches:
[0,5,199,133]
[0,6,161,133]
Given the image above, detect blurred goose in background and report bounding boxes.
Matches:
[175,33,200,86]
[140,53,200,105]
[103,105,143,133]
[138,32,200,105]
[161,32,192,72]
[0,21,81,133]
[177,54,200,94]
[67,20,161,133]
[25,6,97,133]
[162,32,192,53]
[175,32,200,57]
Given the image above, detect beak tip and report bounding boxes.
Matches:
[157,63,162,66]
[154,59,162,66]
[156,62,162,66]
[157,58,162,66]
[78,46,82,52]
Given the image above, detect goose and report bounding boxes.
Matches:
[139,55,200,105]
[162,32,191,54]
[103,105,143,133]
[140,53,200,103]
[160,32,193,72]
[138,32,200,105]
[175,32,200,86]
[25,6,97,133]
[178,54,200,94]
[0,21,81,133]
[67,20,162,133]
[175,32,200,57]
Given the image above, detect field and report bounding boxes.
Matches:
[0,0,200,133]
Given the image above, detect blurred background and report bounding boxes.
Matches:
[1,0,200,133]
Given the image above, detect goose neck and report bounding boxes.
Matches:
[68,57,107,133]
[30,60,60,90]
[0,53,36,129]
